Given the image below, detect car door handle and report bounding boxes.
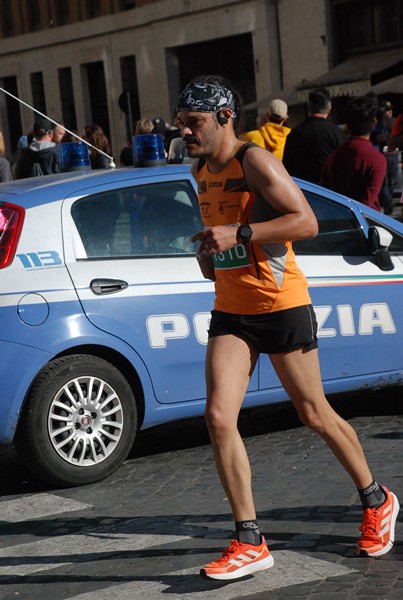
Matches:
[90,278,129,295]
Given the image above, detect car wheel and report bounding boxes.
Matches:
[15,354,137,487]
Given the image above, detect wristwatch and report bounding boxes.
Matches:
[237,224,253,245]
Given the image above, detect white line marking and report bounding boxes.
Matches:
[0,495,357,598]
[0,494,92,522]
[64,552,356,599]
[0,519,189,579]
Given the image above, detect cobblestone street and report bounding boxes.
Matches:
[0,388,402,599]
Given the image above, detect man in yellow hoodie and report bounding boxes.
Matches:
[243,98,291,160]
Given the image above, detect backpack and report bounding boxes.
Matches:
[31,162,44,177]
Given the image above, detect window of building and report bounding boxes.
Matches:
[176,33,255,106]
[332,0,403,59]
[1,76,22,153]
[55,0,71,26]
[58,67,77,130]
[0,0,14,37]
[81,61,111,142]
[168,33,256,129]
[30,72,47,114]
[120,0,136,9]
[120,56,140,138]
[27,0,42,32]
[86,0,102,18]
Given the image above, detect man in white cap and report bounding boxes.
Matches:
[243,98,290,160]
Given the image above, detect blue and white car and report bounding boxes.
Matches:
[1,166,402,487]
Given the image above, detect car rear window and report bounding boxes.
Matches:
[71,180,203,258]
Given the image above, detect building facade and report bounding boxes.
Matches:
[0,0,401,160]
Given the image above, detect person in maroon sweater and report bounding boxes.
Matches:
[321,96,386,211]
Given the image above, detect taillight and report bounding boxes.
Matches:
[0,202,25,269]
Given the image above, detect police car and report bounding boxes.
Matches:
[1,165,402,487]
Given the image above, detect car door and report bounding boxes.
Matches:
[258,185,403,393]
[62,172,259,404]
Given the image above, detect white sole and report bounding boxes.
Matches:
[201,553,274,581]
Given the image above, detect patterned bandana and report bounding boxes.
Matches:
[176,82,236,116]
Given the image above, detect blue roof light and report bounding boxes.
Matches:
[60,142,91,172]
[133,134,166,167]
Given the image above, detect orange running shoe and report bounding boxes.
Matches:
[200,536,274,580]
[357,485,400,557]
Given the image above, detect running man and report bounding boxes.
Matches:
[175,75,399,581]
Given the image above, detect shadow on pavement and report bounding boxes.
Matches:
[0,386,401,495]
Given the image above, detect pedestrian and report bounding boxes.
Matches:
[15,118,60,179]
[60,130,79,143]
[283,87,345,183]
[321,96,387,212]
[0,131,13,182]
[50,122,66,145]
[135,118,154,136]
[10,134,29,177]
[388,112,403,151]
[152,116,182,153]
[82,124,113,169]
[369,99,397,214]
[50,121,67,164]
[390,111,403,138]
[119,142,134,167]
[242,98,291,160]
[380,99,395,135]
[175,74,399,581]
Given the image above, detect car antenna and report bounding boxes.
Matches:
[0,86,116,168]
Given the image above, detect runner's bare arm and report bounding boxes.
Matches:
[242,146,318,244]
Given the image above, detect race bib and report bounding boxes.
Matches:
[213,244,252,269]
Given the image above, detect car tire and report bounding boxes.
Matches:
[15,354,137,487]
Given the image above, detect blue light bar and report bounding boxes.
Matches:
[60,142,91,172]
[133,134,166,167]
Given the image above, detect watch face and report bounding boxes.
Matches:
[240,225,251,236]
[239,225,252,243]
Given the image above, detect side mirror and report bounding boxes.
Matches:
[368,225,394,271]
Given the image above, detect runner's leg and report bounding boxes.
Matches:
[205,333,259,521]
[270,347,373,489]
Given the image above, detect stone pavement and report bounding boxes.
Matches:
[0,387,402,599]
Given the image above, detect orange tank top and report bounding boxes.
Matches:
[196,144,311,314]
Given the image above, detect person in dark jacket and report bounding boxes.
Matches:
[15,118,60,179]
[283,87,345,184]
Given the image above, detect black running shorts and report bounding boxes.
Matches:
[208,304,318,354]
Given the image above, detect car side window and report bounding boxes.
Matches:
[293,191,369,256]
[71,180,203,258]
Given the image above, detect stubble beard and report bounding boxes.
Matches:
[185,123,218,159]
